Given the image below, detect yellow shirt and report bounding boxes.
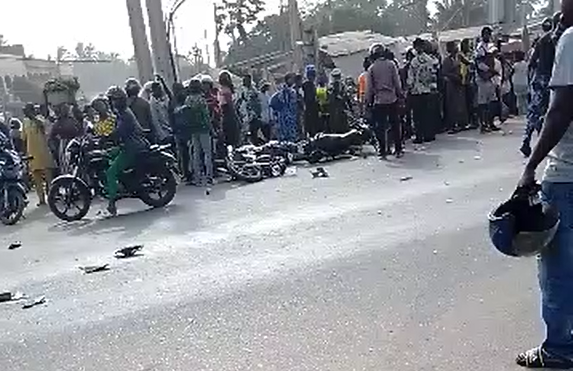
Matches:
[93,116,116,137]
[22,117,54,171]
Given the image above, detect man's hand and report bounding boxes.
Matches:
[518,166,536,189]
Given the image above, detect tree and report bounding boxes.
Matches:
[56,46,69,62]
[219,0,265,43]
[433,0,488,30]
[74,42,96,60]
[0,35,6,47]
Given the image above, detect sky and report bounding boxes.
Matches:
[1,0,282,60]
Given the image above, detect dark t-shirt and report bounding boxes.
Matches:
[532,32,556,77]
[129,97,153,132]
[112,108,149,152]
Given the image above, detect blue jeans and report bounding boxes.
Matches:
[189,133,213,187]
[540,182,573,360]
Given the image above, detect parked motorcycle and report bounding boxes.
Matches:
[0,148,29,225]
[48,136,178,222]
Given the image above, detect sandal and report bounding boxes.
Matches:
[516,347,573,369]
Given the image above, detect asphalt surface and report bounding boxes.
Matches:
[0,120,547,371]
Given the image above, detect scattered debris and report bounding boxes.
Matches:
[284,167,297,177]
[0,292,12,303]
[22,296,46,309]
[114,245,143,259]
[8,242,22,250]
[377,210,383,215]
[458,159,465,164]
[399,176,413,182]
[311,167,329,178]
[473,155,482,160]
[446,198,454,204]
[508,130,513,135]
[444,181,450,186]
[433,250,438,255]
[79,264,110,274]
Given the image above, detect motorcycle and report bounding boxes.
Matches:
[235,145,288,178]
[215,145,266,183]
[48,136,178,222]
[303,114,376,164]
[0,149,29,225]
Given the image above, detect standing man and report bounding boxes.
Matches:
[125,78,155,142]
[270,73,299,143]
[366,44,404,158]
[516,1,573,367]
[521,17,559,157]
[149,79,173,144]
[302,65,321,137]
[237,75,264,145]
[22,104,54,206]
[408,38,437,143]
[475,27,500,133]
[442,41,466,133]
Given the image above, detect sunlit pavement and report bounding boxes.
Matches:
[0,119,544,371]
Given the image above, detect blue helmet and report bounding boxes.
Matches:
[489,186,559,257]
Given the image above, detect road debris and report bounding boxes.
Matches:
[311,167,329,178]
[8,242,22,250]
[444,181,450,186]
[79,264,110,274]
[284,167,297,177]
[0,292,25,303]
[446,198,454,204]
[474,155,482,160]
[114,245,143,259]
[399,176,413,182]
[22,296,46,309]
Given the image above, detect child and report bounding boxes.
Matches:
[185,79,213,192]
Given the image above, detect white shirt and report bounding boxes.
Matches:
[543,27,573,182]
[512,61,528,88]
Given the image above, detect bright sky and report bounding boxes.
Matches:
[1,0,283,60]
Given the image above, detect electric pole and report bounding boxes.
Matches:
[288,0,302,72]
[146,0,175,87]
[125,0,153,83]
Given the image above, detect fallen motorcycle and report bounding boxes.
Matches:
[48,136,178,222]
[303,117,375,164]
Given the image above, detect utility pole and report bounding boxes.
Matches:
[288,0,302,72]
[125,0,153,83]
[146,0,175,86]
[213,3,222,68]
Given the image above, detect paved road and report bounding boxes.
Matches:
[0,121,545,371]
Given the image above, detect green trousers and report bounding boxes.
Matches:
[105,148,133,201]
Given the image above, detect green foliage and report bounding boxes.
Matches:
[218,0,266,42]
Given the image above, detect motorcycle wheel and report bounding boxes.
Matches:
[0,189,26,226]
[232,164,264,183]
[48,178,92,222]
[139,166,177,208]
[270,162,287,177]
[307,151,323,164]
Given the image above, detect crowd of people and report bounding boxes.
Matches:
[0,14,565,213]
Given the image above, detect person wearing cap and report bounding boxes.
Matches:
[521,16,560,157]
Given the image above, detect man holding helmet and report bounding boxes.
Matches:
[514,0,573,367]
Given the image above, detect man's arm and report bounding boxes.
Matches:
[391,63,403,99]
[521,87,573,181]
[520,30,573,185]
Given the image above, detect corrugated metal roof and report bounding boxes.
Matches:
[319,31,400,57]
